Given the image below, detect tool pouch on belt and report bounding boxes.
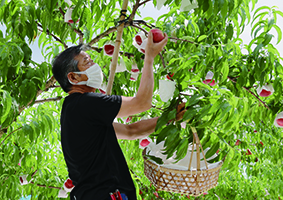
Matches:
[109,189,128,200]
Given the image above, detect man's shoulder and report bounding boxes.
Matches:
[65,92,103,99]
[65,92,121,104]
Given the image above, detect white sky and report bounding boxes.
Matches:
[0,0,282,63]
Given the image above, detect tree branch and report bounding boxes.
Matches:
[37,23,68,49]
[34,96,63,104]
[88,26,120,46]
[129,0,141,22]
[74,29,84,44]
[227,77,270,110]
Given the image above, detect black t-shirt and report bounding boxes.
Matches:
[60,92,136,200]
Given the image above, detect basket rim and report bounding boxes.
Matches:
[142,148,223,174]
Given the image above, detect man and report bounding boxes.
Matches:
[52,30,168,200]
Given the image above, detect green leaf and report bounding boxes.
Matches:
[221,60,229,82]
[0,90,12,124]
[226,23,234,41]
[187,94,201,107]
[22,124,34,142]
[273,24,282,44]
[202,0,210,12]
[174,138,189,161]
[208,98,223,114]
[195,104,211,121]
[163,133,181,159]
[156,125,178,144]
[253,43,264,58]
[72,0,84,22]
[37,150,42,165]
[145,154,164,165]
[205,141,220,159]
[268,18,275,30]
[198,35,207,42]
[253,6,271,21]
[183,107,197,121]
[221,0,228,17]
[262,33,273,46]
[207,154,221,163]
[0,0,5,7]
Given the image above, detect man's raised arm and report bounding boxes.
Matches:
[116,30,168,118]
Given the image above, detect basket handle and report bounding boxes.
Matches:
[188,127,208,170]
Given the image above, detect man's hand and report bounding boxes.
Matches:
[145,30,168,60]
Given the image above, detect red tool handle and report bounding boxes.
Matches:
[109,193,116,200]
[115,190,122,200]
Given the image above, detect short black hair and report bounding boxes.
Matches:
[52,44,83,93]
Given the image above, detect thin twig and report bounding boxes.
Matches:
[168,37,194,44]
[159,53,166,68]
[133,20,155,29]
[131,24,148,35]
[139,0,152,7]
[31,170,38,178]
[49,85,61,88]
[227,77,270,110]
[34,96,63,104]
[151,105,163,111]
[0,127,23,147]
[30,182,62,190]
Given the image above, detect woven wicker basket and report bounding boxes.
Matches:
[142,127,223,197]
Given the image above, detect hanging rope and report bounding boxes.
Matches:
[106,0,129,95]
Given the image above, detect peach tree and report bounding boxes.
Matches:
[0,0,283,199]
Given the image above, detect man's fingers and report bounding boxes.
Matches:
[147,31,153,44]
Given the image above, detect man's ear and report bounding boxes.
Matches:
[67,72,80,84]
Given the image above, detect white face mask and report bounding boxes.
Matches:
[68,63,103,89]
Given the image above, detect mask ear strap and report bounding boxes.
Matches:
[74,71,86,75]
[68,72,87,85]
[68,78,87,85]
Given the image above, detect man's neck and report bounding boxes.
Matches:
[68,86,96,95]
